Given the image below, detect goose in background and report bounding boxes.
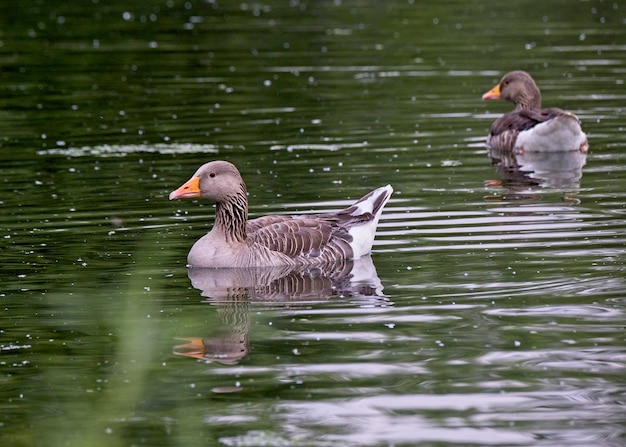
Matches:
[482,70,588,154]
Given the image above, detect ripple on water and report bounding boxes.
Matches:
[37,143,221,157]
[476,347,626,374]
[483,303,623,320]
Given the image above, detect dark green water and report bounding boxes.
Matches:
[1,1,625,446]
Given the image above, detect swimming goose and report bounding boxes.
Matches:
[482,71,588,153]
[169,160,393,268]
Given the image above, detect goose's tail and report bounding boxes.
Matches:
[343,185,393,258]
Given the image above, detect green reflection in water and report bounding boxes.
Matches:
[1,0,625,446]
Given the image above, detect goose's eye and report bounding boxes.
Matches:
[209,172,216,178]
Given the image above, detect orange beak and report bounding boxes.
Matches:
[482,83,501,100]
[173,337,207,359]
[169,176,201,200]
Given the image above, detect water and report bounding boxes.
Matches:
[1,1,625,446]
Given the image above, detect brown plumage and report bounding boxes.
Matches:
[482,71,588,153]
[169,160,393,268]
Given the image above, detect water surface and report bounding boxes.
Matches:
[1,1,625,446]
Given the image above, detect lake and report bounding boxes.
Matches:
[1,1,625,446]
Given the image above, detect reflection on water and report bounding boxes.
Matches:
[174,298,251,367]
[174,256,388,367]
[486,147,587,200]
[187,254,385,301]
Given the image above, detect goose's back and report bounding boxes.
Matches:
[247,214,352,262]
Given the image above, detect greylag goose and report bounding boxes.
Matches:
[169,160,393,268]
[482,71,588,153]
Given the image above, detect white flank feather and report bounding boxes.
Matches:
[515,113,587,152]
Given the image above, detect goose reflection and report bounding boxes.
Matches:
[486,147,587,201]
[173,255,387,365]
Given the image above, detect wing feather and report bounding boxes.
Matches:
[490,108,566,136]
[246,215,338,258]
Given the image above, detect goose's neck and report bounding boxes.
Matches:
[515,90,541,110]
[214,187,248,243]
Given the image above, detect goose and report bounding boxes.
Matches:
[482,70,588,153]
[169,160,393,268]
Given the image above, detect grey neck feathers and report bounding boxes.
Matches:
[214,184,248,243]
[515,87,541,110]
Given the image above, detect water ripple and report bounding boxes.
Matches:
[37,143,221,157]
